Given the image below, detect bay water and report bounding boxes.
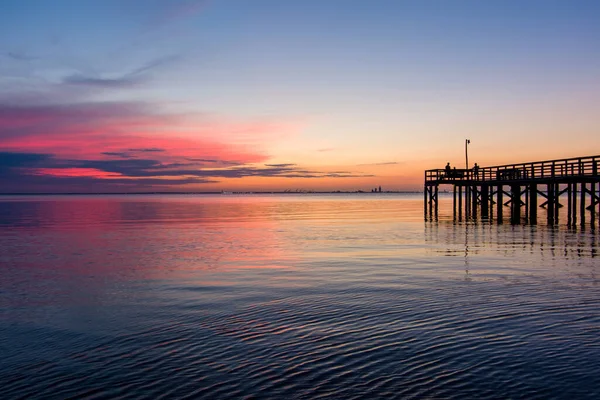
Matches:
[1,194,599,399]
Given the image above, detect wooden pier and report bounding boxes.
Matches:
[424,155,600,226]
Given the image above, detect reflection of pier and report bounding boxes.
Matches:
[424,155,600,226]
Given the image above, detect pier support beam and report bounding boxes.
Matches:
[529,183,537,224]
[434,185,439,219]
[567,183,572,227]
[458,185,463,221]
[573,182,578,226]
[546,183,556,225]
[510,184,521,224]
[424,186,427,218]
[497,184,503,223]
[471,186,478,220]
[481,185,489,219]
[465,186,471,219]
[554,184,560,222]
[591,182,596,227]
[547,183,555,225]
[581,182,586,227]
[453,185,457,220]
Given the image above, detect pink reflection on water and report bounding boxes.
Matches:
[0,194,422,300]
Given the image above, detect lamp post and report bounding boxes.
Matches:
[465,139,470,170]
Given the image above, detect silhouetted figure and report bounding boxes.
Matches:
[378,186,382,193]
[473,163,479,179]
[445,162,451,178]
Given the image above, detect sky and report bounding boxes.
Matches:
[1,0,600,193]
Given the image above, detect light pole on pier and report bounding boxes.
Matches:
[465,139,470,170]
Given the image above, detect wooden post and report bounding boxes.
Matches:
[458,185,463,221]
[453,185,457,220]
[591,182,596,227]
[497,184,503,223]
[594,161,599,228]
[529,183,537,224]
[524,185,529,223]
[597,184,600,225]
[481,185,489,219]
[554,183,560,222]
[547,183,555,225]
[424,186,428,219]
[590,159,600,227]
[580,182,586,227]
[434,185,439,220]
[573,182,578,226]
[465,186,470,219]
[489,187,494,219]
[511,184,521,224]
[471,186,478,219]
[567,183,572,226]
[426,187,431,220]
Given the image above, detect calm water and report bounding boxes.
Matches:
[1,194,599,399]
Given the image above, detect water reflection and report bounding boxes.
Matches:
[425,219,599,289]
[430,218,598,256]
[464,223,471,281]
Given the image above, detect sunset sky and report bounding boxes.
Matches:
[1,0,600,192]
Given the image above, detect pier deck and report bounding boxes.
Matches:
[424,155,600,225]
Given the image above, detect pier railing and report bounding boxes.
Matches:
[426,155,600,184]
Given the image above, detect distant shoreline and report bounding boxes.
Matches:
[0,191,422,196]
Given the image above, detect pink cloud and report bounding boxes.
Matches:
[0,101,288,164]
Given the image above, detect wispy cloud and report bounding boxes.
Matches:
[101,152,135,158]
[151,0,210,28]
[95,149,173,161]
[62,55,179,88]
[186,158,243,166]
[265,163,296,167]
[62,74,144,88]
[129,55,180,75]
[325,172,374,178]
[6,51,39,61]
[356,161,400,166]
[128,148,165,153]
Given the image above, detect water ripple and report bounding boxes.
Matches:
[2,195,600,399]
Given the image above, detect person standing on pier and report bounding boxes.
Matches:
[473,163,479,179]
[445,162,451,178]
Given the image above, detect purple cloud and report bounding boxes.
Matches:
[0,150,373,193]
[128,148,165,153]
